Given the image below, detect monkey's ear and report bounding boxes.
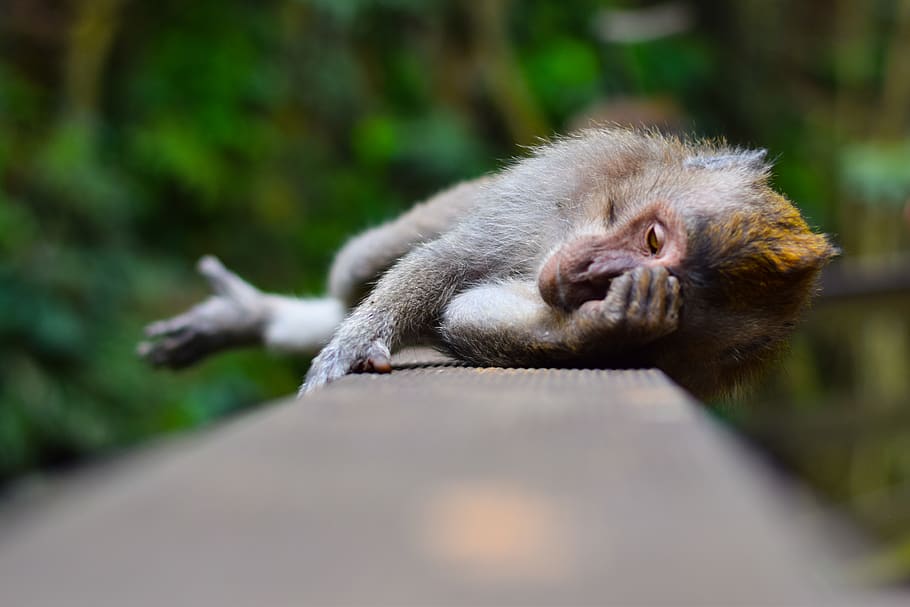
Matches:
[684,149,768,171]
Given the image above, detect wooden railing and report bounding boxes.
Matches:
[0,354,904,605]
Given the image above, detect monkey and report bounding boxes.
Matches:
[138,127,838,400]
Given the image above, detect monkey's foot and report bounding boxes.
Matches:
[138,256,270,369]
[299,338,392,396]
[575,266,681,344]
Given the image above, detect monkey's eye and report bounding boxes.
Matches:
[646,224,663,255]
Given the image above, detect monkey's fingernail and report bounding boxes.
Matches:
[369,356,392,373]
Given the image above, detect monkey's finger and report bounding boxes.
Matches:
[648,269,669,328]
[300,347,349,395]
[603,272,634,319]
[353,341,393,374]
[143,297,225,337]
[367,356,392,373]
[144,315,193,338]
[648,266,670,283]
[626,267,652,321]
[665,275,681,324]
[365,340,393,373]
[197,255,261,303]
[137,334,199,368]
[353,355,392,374]
[139,328,228,369]
[136,340,156,358]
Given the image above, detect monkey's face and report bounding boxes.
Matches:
[532,134,753,313]
[537,200,687,311]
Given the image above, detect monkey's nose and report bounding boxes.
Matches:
[538,237,639,311]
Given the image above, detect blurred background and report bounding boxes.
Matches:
[1,0,909,582]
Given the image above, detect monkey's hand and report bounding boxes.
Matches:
[138,256,271,369]
[299,324,392,395]
[439,266,681,368]
[569,266,681,348]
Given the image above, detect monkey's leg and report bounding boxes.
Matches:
[440,267,682,367]
[139,256,344,369]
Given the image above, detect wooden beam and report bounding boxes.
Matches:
[0,363,896,605]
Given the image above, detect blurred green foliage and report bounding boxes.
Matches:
[0,0,720,478]
[841,141,910,205]
[2,0,910,577]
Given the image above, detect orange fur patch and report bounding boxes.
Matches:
[705,193,836,307]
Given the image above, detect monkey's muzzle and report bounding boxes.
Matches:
[538,236,640,311]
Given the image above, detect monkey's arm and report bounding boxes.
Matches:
[139,256,343,368]
[439,267,682,367]
[302,233,487,392]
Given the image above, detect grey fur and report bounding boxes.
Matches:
[683,148,768,171]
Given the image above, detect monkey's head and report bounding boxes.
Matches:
[536,129,839,396]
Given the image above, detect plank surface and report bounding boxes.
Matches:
[0,362,887,606]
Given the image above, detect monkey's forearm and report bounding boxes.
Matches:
[440,268,682,368]
[439,281,575,366]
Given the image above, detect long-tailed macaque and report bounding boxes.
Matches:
[139,128,838,399]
